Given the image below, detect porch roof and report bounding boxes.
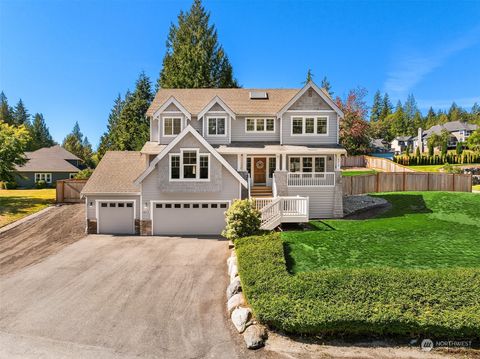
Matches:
[215,143,347,155]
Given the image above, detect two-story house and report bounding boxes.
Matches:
[81,81,346,235]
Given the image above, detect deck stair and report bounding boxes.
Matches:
[250,186,273,198]
[255,196,309,230]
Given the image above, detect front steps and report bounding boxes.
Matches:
[250,186,273,198]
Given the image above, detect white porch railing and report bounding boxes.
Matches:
[255,198,274,211]
[287,172,336,187]
[247,173,252,198]
[259,196,309,230]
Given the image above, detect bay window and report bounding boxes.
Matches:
[170,150,210,181]
[291,116,329,135]
[164,117,182,136]
[245,118,275,132]
[207,117,226,136]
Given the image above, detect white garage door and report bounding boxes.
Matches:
[98,201,135,235]
[152,201,229,236]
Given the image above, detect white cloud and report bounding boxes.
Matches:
[417,96,480,111]
[384,24,480,97]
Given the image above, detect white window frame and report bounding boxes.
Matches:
[169,148,210,182]
[206,116,227,136]
[288,156,327,173]
[245,118,275,133]
[69,173,77,179]
[35,173,52,183]
[290,116,329,136]
[162,117,183,137]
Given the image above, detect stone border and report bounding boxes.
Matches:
[226,248,267,349]
[0,205,55,235]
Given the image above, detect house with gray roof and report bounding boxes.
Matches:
[82,81,346,236]
[413,121,478,152]
[14,145,82,187]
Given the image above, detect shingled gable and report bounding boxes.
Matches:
[197,96,236,120]
[276,81,344,118]
[134,125,248,187]
[152,96,191,120]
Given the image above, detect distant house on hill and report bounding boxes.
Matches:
[14,145,82,187]
[413,120,478,152]
[391,136,414,155]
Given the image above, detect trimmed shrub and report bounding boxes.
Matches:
[222,199,261,240]
[2,181,17,189]
[35,180,47,189]
[74,168,93,179]
[236,234,480,339]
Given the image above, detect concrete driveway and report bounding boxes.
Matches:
[0,235,255,359]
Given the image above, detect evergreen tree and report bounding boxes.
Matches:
[321,76,333,96]
[425,107,437,128]
[379,93,392,122]
[472,102,480,115]
[28,113,55,150]
[12,99,30,126]
[0,91,14,125]
[158,0,238,89]
[413,111,424,133]
[63,122,94,167]
[304,69,313,83]
[403,94,418,135]
[389,101,407,136]
[447,102,466,122]
[370,90,382,123]
[116,73,153,151]
[97,94,125,159]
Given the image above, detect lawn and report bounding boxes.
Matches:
[0,189,56,227]
[283,192,480,272]
[407,164,469,172]
[473,184,480,191]
[235,192,480,338]
[341,169,377,176]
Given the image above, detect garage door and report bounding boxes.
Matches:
[98,201,135,235]
[152,201,229,236]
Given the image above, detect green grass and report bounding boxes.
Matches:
[407,164,470,172]
[283,192,480,273]
[0,189,56,227]
[473,184,480,191]
[341,169,377,176]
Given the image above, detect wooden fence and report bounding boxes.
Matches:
[341,156,366,168]
[341,155,414,172]
[56,179,88,203]
[343,172,472,196]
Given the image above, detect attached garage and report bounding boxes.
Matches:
[151,201,229,236]
[97,200,135,235]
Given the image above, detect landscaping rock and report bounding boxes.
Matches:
[243,324,266,349]
[227,256,238,275]
[229,264,238,282]
[227,293,245,315]
[231,307,251,333]
[226,276,242,300]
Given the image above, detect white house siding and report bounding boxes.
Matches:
[85,195,140,220]
[281,111,338,145]
[231,116,280,142]
[287,187,335,218]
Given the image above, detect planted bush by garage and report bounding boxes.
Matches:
[235,234,480,339]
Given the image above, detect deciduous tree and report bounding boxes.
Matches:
[0,122,30,182]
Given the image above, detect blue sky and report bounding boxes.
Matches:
[1,0,479,148]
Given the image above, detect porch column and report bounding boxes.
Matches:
[275,154,280,170]
[237,154,241,170]
[281,154,287,171]
[242,154,247,172]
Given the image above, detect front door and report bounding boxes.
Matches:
[253,157,267,184]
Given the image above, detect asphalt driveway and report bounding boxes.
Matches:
[0,235,255,359]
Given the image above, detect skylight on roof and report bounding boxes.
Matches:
[249,91,268,99]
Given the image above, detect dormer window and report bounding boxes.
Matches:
[207,117,226,136]
[164,117,182,136]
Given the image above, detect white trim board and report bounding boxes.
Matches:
[134,125,248,188]
[197,96,236,120]
[152,96,191,120]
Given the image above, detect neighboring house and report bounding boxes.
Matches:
[14,145,82,187]
[371,138,390,152]
[81,81,346,236]
[413,121,478,152]
[391,136,413,155]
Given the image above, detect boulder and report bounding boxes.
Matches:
[231,307,251,333]
[229,264,238,282]
[226,276,242,300]
[227,256,238,275]
[227,293,245,315]
[243,324,266,349]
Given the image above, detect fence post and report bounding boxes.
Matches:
[403,172,406,191]
[376,172,380,193]
[452,174,455,192]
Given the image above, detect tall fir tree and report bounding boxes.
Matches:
[370,90,382,123]
[425,107,437,128]
[97,94,125,159]
[389,101,407,137]
[158,0,238,89]
[304,69,313,83]
[403,94,418,135]
[379,93,392,122]
[472,102,480,115]
[0,91,14,125]
[12,99,30,126]
[28,113,55,150]
[320,76,333,96]
[63,122,94,167]
[116,73,153,151]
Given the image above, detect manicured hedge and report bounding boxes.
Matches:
[235,234,480,338]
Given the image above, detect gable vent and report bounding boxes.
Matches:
[249,91,268,100]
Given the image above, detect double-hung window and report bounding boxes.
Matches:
[207,117,226,136]
[170,150,210,181]
[246,118,275,132]
[291,116,328,135]
[164,117,182,136]
[289,156,326,173]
